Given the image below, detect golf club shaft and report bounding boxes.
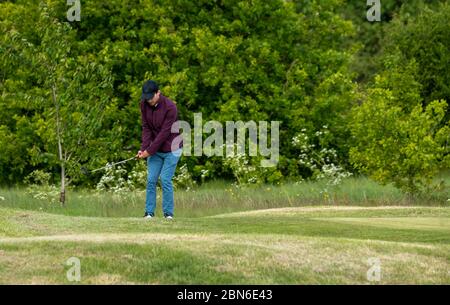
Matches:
[90,156,137,173]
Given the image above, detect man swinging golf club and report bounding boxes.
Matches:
[136,80,183,219]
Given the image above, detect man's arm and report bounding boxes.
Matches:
[140,102,152,152]
[146,105,177,155]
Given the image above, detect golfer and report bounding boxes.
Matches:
[137,80,183,219]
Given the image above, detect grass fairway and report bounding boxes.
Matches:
[0,205,449,284]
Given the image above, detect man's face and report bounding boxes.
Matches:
[147,90,160,106]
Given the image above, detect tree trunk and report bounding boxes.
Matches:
[52,85,66,206]
[60,163,65,205]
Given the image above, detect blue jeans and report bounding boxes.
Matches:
[145,148,182,216]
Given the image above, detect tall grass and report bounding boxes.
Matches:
[0,174,448,218]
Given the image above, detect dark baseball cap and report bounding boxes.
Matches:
[141,80,159,101]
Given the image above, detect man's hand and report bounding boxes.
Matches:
[137,150,150,159]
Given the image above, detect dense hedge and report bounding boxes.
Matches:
[0,0,448,195]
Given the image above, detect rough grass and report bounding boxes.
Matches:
[0,205,449,284]
[0,175,448,218]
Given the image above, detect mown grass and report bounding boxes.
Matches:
[0,205,449,284]
[0,176,449,284]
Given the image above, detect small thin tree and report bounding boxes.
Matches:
[2,3,113,205]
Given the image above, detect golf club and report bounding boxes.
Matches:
[81,156,138,176]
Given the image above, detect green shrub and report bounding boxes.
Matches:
[350,84,449,196]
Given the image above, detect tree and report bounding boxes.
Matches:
[1,2,113,203]
[379,2,450,109]
[350,73,449,196]
[349,3,450,197]
[1,0,359,185]
[338,0,446,83]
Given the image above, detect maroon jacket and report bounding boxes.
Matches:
[140,94,183,155]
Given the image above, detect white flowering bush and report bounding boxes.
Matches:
[173,163,197,190]
[95,158,198,193]
[200,169,209,183]
[95,157,151,194]
[223,151,260,186]
[292,126,352,188]
[96,164,132,194]
[220,143,259,186]
[221,143,283,186]
[127,160,148,189]
[24,170,59,203]
[317,163,353,186]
